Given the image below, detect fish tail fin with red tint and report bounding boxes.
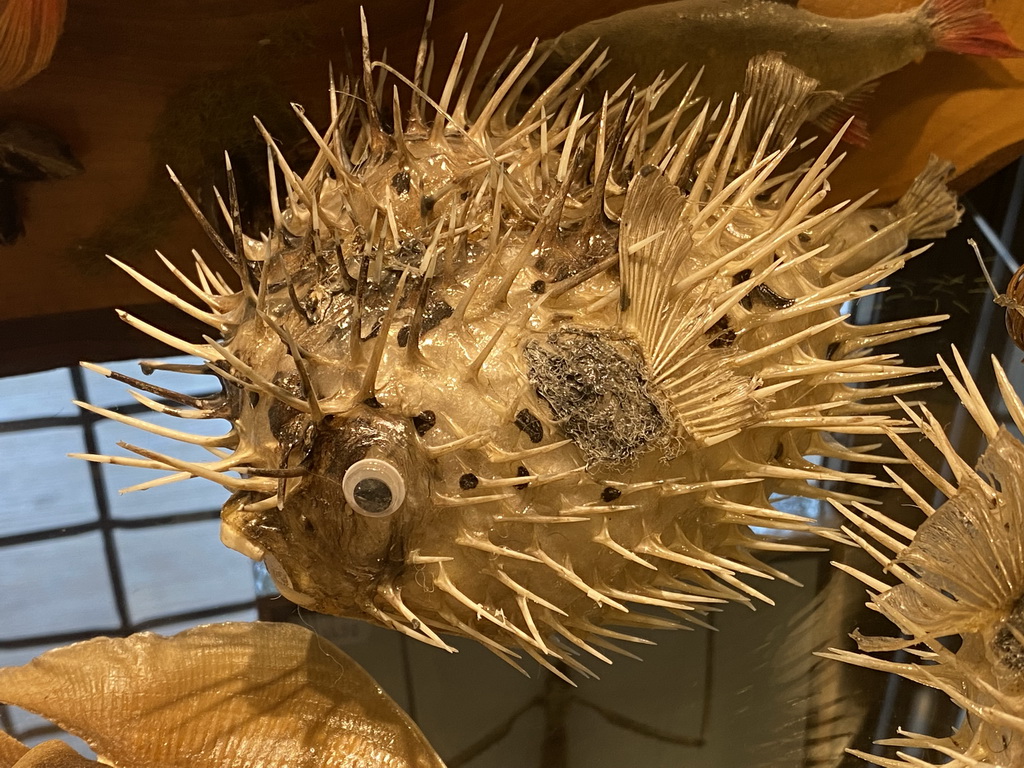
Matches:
[811,82,877,147]
[922,0,1024,57]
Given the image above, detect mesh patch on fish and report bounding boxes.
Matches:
[524,328,669,465]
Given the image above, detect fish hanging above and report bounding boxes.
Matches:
[74,9,966,677]
[532,0,1024,144]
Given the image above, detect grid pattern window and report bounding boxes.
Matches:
[0,357,259,748]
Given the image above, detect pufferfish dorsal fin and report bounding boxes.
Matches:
[619,168,763,448]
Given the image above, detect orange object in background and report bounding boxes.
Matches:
[0,0,67,90]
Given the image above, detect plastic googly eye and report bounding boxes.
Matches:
[342,459,406,517]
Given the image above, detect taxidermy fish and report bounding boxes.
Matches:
[74,12,958,677]
[824,349,1024,767]
[0,622,446,768]
[535,0,1023,143]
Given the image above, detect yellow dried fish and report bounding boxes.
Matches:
[5,741,102,768]
[0,730,29,768]
[0,622,445,768]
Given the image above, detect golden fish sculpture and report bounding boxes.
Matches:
[825,349,1024,767]
[72,12,967,677]
[0,622,445,768]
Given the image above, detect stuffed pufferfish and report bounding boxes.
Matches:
[76,18,964,676]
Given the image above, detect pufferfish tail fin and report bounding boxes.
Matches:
[618,167,763,448]
[893,154,962,240]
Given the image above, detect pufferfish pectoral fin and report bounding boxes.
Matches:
[619,168,764,448]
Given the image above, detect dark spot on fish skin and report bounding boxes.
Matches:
[709,329,736,348]
[459,472,479,490]
[420,195,435,217]
[733,268,794,310]
[707,316,736,348]
[362,319,382,340]
[460,190,470,200]
[826,341,841,360]
[412,410,436,436]
[525,329,667,464]
[530,280,546,294]
[601,486,621,502]
[798,232,811,243]
[515,408,544,443]
[397,325,411,348]
[391,170,410,194]
[514,465,530,490]
[363,396,383,409]
[868,223,879,232]
[639,164,658,177]
[421,299,454,333]
[752,284,796,309]
[268,373,306,436]
[396,238,425,265]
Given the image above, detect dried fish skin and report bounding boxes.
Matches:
[8,741,103,768]
[0,730,29,768]
[823,349,1024,767]
[0,622,445,768]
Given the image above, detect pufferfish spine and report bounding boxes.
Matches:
[76,12,948,678]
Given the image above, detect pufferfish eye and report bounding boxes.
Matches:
[342,459,405,517]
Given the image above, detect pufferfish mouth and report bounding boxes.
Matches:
[262,552,317,608]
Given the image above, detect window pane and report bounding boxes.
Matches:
[0,533,120,640]
[114,520,256,624]
[0,428,97,537]
[0,369,76,422]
